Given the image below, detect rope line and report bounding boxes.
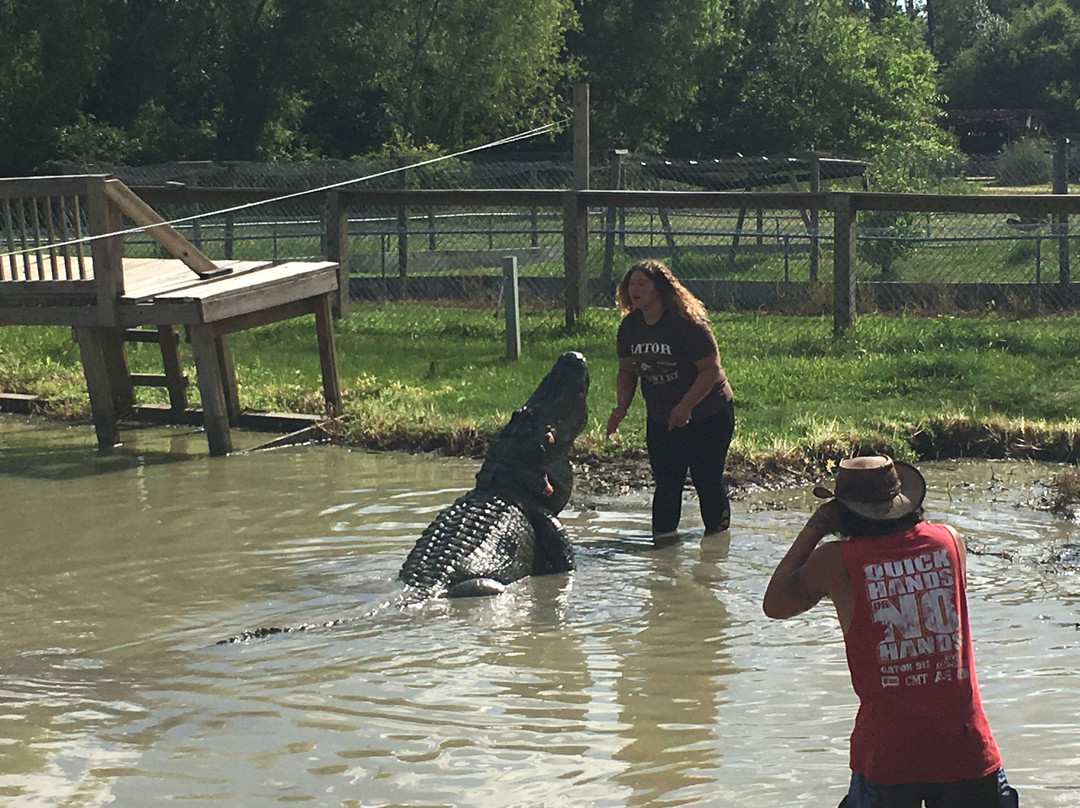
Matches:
[1,118,569,260]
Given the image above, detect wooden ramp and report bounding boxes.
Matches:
[0,174,341,456]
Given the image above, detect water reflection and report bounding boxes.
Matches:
[0,417,1078,806]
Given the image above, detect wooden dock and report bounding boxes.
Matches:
[1,174,342,456]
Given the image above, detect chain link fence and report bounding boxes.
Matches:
[92,136,1079,331]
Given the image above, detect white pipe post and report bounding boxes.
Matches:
[503,256,521,360]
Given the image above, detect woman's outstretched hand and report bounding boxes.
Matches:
[606,406,627,436]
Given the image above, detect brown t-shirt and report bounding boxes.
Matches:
[616,309,732,422]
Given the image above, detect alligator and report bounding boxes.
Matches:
[399,350,589,599]
[217,351,588,642]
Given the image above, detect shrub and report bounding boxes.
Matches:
[995,137,1052,187]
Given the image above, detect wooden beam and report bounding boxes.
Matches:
[189,324,232,456]
[103,179,227,278]
[75,326,121,450]
[313,293,342,416]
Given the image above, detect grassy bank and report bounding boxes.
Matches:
[2,306,1080,479]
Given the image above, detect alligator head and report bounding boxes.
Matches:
[474,350,589,513]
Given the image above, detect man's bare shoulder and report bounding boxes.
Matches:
[807,538,845,567]
[803,540,850,594]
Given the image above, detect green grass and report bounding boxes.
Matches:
[4,305,1080,474]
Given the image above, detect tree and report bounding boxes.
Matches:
[567,0,741,152]
[318,0,579,154]
[674,0,955,172]
[943,0,1080,139]
[925,0,1008,67]
[0,0,109,173]
[74,0,226,164]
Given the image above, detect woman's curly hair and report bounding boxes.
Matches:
[614,259,709,325]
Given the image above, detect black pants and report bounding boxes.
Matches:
[840,768,1019,808]
[646,400,735,535]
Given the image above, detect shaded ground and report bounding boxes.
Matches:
[569,450,810,499]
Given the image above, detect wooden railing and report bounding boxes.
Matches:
[1,175,342,456]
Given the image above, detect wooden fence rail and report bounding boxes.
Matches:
[132,185,1080,335]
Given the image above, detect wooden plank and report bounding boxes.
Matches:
[0,175,105,199]
[156,325,189,412]
[2,197,16,280]
[130,372,172,387]
[136,262,338,324]
[150,260,338,299]
[121,259,271,300]
[120,258,215,299]
[830,194,856,337]
[72,194,89,280]
[103,179,225,278]
[563,192,587,325]
[56,195,72,279]
[124,327,168,343]
[99,327,135,414]
[17,197,33,279]
[28,197,44,280]
[197,271,337,323]
[324,192,350,317]
[207,297,318,337]
[42,197,60,279]
[0,277,95,294]
[0,392,46,414]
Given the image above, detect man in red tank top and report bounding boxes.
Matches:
[763,456,1019,807]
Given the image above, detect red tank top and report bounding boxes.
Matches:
[838,521,1002,784]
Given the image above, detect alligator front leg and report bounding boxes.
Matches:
[530,511,575,575]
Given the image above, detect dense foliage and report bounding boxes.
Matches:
[1,0,1077,178]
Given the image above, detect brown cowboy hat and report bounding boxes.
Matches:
[813,456,926,520]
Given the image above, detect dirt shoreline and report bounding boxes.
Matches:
[327,420,1080,505]
[327,430,1080,518]
[569,450,813,499]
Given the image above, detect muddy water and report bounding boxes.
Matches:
[0,416,1077,807]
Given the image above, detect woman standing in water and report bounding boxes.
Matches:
[605,260,735,541]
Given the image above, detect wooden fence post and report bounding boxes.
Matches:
[564,192,588,327]
[829,193,856,337]
[397,158,409,300]
[1053,137,1070,286]
[325,191,350,318]
[565,83,590,328]
[602,148,627,285]
[809,154,822,283]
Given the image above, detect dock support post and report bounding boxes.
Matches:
[75,326,121,451]
[189,324,233,456]
[314,294,342,416]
